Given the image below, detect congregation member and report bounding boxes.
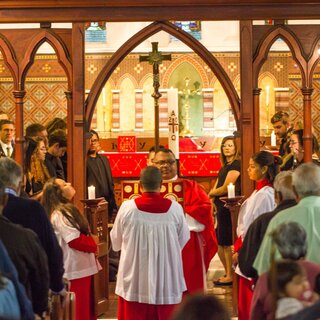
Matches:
[25,123,49,147]
[251,222,320,320]
[254,162,320,275]
[233,150,281,320]
[46,129,67,179]
[87,129,117,221]
[147,145,165,166]
[24,137,51,199]
[238,171,296,279]
[42,178,100,320]
[208,135,240,286]
[0,158,65,298]
[111,166,190,320]
[0,179,49,317]
[270,111,293,170]
[0,119,15,159]
[288,129,320,169]
[153,148,217,294]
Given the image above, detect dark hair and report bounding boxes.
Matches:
[148,145,165,153]
[271,111,289,125]
[24,137,44,172]
[219,136,239,166]
[48,129,67,148]
[90,129,99,140]
[0,119,14,130]
[140,166,162,191]
[251,151,282,184]
[154,147,176,159]
[25,123,46,138]
[268,260,304,298]
[172,294,230,320]
[291,129,319,153]
[42,179,90,235]
[46,117,67,135]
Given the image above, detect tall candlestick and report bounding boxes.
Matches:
[167,88,179,159]
[227,183,235,198]
[271,130,276,146]
[88,185,96,199]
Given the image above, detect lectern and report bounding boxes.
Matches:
[81,198,109,316]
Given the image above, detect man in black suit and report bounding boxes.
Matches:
[0,119,15,158]
[87,129,117,221]
[0,157,65,297]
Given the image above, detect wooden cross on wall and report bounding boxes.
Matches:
[139,42,171,151]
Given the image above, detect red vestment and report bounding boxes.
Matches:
[182,179,218,293]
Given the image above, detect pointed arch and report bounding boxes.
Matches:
[308,36,320,86]
[0,33,19,88]
[253,26,306,87]
[86,20,240,131]
[19,30,72,90]
[116,72,139,89]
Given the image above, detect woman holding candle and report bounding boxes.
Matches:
[208,136,240,286]
[233,150,282,320]
[42,179,99,320]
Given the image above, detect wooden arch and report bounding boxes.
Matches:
[19,29,72,90]
[0,33,19,88]
[253,25,306,87]
[307,36,320,86]
[85,20,240,131]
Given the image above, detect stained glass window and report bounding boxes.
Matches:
[171,21,201,41]
[85,22,107,43]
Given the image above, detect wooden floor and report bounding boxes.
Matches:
[98,255,237,319]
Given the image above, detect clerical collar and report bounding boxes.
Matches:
[5,187,17,196]
[256,179,272,191]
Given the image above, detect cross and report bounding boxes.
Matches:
[139,42,171,151]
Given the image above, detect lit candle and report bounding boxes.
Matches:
[167,87,179,159]
[88,185,96,199]
[227,183,235,198]
[271,130,277,147]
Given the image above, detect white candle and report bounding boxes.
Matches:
[88,185,96,199]
[271,130,277,147]
[227,183,235,198]
[167,88,179,159]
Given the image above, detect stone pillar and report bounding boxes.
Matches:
[134,89,144,131]
[111,90,120,132]
[202,88,214,132]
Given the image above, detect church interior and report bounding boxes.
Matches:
[1,1,320,319]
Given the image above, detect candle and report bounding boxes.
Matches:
[271,130,276,147]
[167,87,179,159]
[88,185,96,199]
[227,183,235,198]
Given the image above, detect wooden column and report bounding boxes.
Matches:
[240,20,255,197]
[253,88,262,149]
[82,198,109,316]
[65,90,73,183]
[12,90,26,166]
[301,87,313,162]
[72,23,86,208]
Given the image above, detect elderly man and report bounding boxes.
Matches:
[254,162,320,275]
[238,171,297,279]
[0,119,15,158]
[111,166,190,320]
[153,148,217,294]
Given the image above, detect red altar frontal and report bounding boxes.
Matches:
[100,152,221,178]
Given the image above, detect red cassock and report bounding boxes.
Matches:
[182,179,218,293]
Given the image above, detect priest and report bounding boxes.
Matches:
[153,148,218,293]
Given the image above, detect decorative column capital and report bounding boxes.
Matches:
[12,90,26,99]
[253,88,262,95]
[301,87,313,96]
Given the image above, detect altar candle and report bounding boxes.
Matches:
[271,130,277,147]
[227,183,235,198]
[167,87,179,159]
[88,185,96,199]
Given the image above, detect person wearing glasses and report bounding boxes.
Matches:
[289,129,320,169]
[271,111,293,170]
[208,136,240,286]
[86,129,117,222]
[153,148,217,294]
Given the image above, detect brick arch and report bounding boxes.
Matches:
[116,73,139,89]
[162,54,209,88]
[253,25,306,87]
[86,20,240,131]
[0,33,19,88]
[20,30,72,90]
[258,71,279,88]
[139,73,152,89]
